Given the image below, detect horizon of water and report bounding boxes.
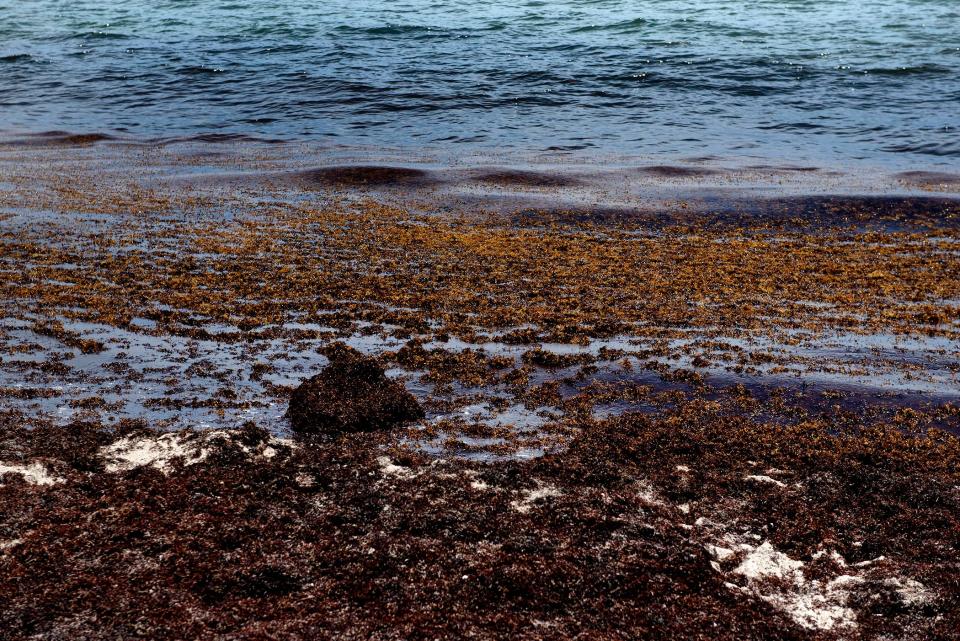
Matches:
[1,0,959,169]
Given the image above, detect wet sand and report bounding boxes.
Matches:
[0,136,958,639]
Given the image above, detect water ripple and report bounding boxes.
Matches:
[0,0,958,164]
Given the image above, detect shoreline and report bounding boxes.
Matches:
[3,128,960,181]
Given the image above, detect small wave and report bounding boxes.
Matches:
[883,141,960,157]
[744,165,820,173]
[757,122,826,132]
[0,53,34,63]
[569,17,650,34]
[431,134,487,143]
[545,143,593,151]
[332,24,469,39]
[150,133,287,145]
[177,66,227,75]
[67,31,130,41]
[864,63,951,76]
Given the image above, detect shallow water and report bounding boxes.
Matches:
[0,311,954,439]
[1,0,959,167]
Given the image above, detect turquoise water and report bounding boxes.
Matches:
[1,0,958,165]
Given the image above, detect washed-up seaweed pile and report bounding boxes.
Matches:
[0,145,958,638]
[4,193,959,339]
[0,152,958,342]
[1,402,957,640]
[1,154,958,439]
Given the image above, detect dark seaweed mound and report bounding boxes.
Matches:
[1,131,115,147]
[472,169,578,188]
[302,165,431,188]
[287,345,424,434]
[637,165,718,178]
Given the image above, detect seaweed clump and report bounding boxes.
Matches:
[302,165,430,188]
[286,344,424,435]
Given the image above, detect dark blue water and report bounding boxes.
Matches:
[1,1,958,166]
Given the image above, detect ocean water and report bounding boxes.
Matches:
[1,0,958,166]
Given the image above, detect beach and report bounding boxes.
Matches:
[3,1,960,637]
[0,135,957,638]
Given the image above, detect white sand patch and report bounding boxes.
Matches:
[376,456,418,479]
[748,575,863,632]
[705,543,736,561]
[206,432,293,458]
[714,540,931,632]
[701,524,935,633]
[672,479,933,632]
[735,541,804,580]
[851,555,885,567]
[811,549,839,562]
[101,431,291,474]
[744,474,787,488]
[511,483,562,513]
[730,541,861,631]
[0,461,63,486]
[884,577,932,606]
[102,433,210,473]
[0,538,24,551]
